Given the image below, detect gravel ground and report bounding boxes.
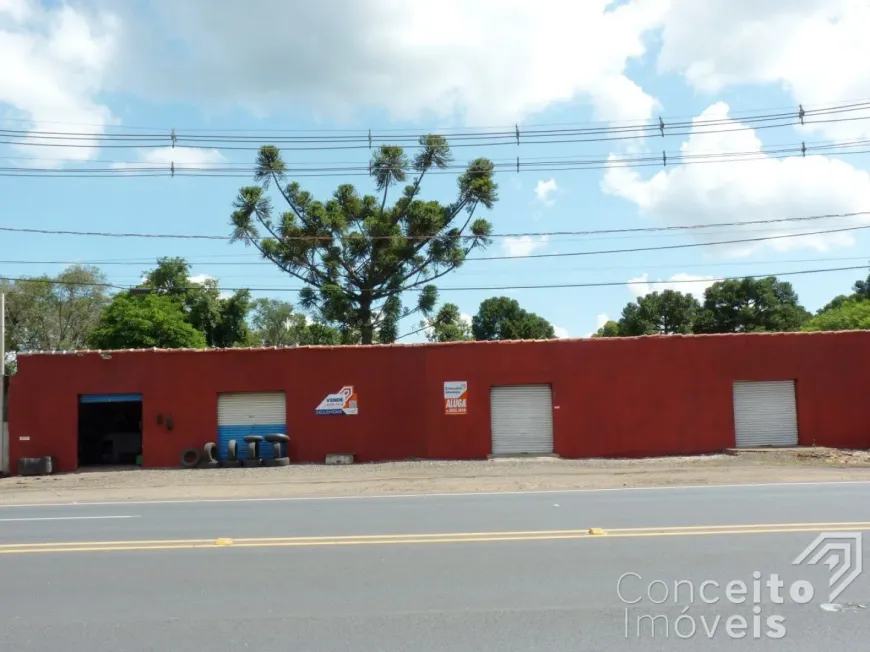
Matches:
[1,448,869,505]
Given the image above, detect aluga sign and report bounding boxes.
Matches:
[443,381,468,415]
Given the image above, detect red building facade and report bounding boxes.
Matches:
[8,331,870,474]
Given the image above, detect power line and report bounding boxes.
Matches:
[396,325,430,341]
[476,225,870,261]
[3,104,870,157]
[1,265,865,294]
[28,222,857,266]
[1,223,867,270]
[1,210,867,243]
[5,135,868,167]
[2,139,868,178]
[2,101,867,146]
[0,223,865,269]
[32,256,870,282]
[3,98,867,134]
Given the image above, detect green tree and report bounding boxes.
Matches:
[618,289,700,336]
[694,277,811,333]
[471,296,555,341]
[249,298,343,346]
[818,267,870,311]
[423,303,472,342]
[817,294,851,314]
[802,297,870,331]
[299,322,344,345]
[250,298,298,346]
[1,265,110,368]
[140,257,255,347]
[229,136,498,344]
[88,293,207,350]
[592,320,621,338]
[853,271,870,300]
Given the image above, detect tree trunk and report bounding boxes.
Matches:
[359,297,374,344]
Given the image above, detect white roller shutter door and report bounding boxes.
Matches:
[217,392,286,460]
[490,385,554,455]
[732,381,798,448]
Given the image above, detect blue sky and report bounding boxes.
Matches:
[3,0,870,341]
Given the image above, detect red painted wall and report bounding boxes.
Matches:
[8,332,870,474]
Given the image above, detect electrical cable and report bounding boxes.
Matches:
[2,101,867,147]
[1,210,867,243]
[2,264,866,295]
[3,97,868,133]
[0,106,868,159]
[1,140,868,178]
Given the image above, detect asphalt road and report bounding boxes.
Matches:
[1,482,869,651]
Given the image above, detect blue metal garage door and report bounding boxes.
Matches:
[217,392,286,461]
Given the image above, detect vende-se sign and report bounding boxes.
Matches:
[443,381,467,416]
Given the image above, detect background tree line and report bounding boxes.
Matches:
[3,134,870,375]
[593,272,870,338]
[5,263,869,376]
[1,258,557,374]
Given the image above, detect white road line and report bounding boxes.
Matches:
[0,515,139,522]
[0,480,868,509]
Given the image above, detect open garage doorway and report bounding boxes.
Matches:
[78,394,143,467]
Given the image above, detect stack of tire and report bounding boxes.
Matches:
[178,434,290,469]
[237,434,290,467]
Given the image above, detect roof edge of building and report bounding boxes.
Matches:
[14,329,869,357]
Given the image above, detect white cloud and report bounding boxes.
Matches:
[627,272,716,300]
[459,313,473,326]
[553,325,570,338]
[602,102,870,256]
[535,178,559,206]
[99,0,666,125]
[141,147,226,167]
[656,0,870,140]
[0,0,30,22]
[189,274,214,285]
[110,146,228,170]
[0,1,119,163]
[501,235,549,258]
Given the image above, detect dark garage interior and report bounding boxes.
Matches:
[78,396,143,467]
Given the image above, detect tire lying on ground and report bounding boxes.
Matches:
[180,448,201,469]
[241,458,260,468]
[263,457,291,467]
[203,460,220,469]
[222,459,242,468]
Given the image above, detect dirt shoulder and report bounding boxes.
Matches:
[1,449,868,505]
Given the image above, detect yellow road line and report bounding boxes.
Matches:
[2,522,869,556]
[5,521,870,549]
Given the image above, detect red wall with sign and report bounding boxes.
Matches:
[8,331,870,474]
